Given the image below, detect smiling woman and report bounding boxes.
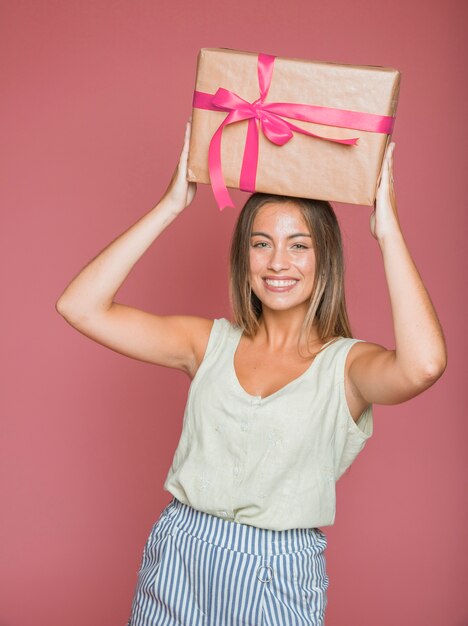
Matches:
[56,121,446,626]
[229,194,352,355]
[250,206,316,305]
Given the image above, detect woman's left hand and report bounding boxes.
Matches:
[370,142,401,241]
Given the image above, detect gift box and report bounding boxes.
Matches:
[187,48,401,209]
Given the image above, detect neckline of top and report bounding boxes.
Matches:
[230,324,344,402]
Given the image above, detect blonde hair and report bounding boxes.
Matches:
[228,193,353,357]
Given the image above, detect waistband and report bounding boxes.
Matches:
[161,497,326,556]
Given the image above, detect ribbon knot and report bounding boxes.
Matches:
[193,52,395,210]
[252,103,262,120]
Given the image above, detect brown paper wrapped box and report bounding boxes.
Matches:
[187,48,400,207]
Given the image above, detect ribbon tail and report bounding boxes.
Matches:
[264,102,394,134]
[257,53,276,100]
[285,119,359,145]
[239,118,260,192]
[208,119,236,211]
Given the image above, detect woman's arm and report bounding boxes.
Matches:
[347,143,447,406]
[56,120,213,376]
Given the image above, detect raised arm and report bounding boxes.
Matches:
[346,143,447,406]
[56,120,213,377]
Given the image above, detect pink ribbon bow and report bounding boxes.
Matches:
[193,53,395,210]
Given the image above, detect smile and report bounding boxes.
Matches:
[265,279,297,286]
[263,278,299,292]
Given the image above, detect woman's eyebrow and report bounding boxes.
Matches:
[250,231,312,239]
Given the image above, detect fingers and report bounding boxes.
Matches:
[185,117,192,139]
[387,142,395,185]
[380,141,395,187]
[179,118,192,166]
[183,119,191,150]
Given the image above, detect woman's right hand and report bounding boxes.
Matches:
[162,119,197,213]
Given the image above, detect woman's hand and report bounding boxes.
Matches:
[162,119,197,213]
[370,142,401,241]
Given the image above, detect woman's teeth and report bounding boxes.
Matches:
[265,279,298,286]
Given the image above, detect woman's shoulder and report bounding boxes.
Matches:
[344,337,389,360]
[190,316,237,375]
[182,315,235,338]
[340,337,391,383]
[319,336,387,369]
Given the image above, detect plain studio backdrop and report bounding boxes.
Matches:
[1,1,466,625]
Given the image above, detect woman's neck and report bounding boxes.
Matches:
[255,308,322,351]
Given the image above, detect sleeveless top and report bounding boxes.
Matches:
[163,318,373,531]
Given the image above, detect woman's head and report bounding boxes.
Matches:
[229,193,352,349]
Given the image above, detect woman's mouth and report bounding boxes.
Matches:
[262,278,299,292]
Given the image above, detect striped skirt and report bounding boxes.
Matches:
[126,497,329,626]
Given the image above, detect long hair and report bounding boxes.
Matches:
[228,193,353,357]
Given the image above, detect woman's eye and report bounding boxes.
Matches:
[252,242,308,249]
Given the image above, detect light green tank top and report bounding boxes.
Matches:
[163,317,373,530]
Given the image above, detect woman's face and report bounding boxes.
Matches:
[249,202,316,314]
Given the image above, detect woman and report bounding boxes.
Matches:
[56,121,447,626]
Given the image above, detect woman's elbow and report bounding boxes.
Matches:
[55,296,82,321]
[56,296,73,317]
[424,356,447,383]
[413,353,447,389]
[55,297,66,315]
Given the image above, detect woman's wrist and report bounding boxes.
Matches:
[154,193,187,218]
[376,227,406,254]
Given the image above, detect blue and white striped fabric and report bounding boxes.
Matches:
[127,497,329,626]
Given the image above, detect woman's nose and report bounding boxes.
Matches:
[267,247,289,271]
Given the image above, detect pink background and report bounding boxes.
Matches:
[1,1,467,624]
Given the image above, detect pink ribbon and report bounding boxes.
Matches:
[193,53,395,210]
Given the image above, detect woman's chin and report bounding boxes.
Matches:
[258,299,311,315]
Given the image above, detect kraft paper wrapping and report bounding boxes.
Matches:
[187,48,401,206]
